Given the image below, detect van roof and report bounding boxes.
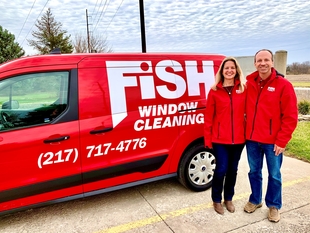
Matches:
[0,53,225,76]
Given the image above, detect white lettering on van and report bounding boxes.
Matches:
[134,113,204,131]
[155,60,186,99]
[134,102,203,131]
[106,60,214,127]
[138,102,198,117]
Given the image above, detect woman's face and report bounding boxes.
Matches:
[222,61,236,81]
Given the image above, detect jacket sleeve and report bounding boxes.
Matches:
[275,82,298,148]
[204,89,215,148]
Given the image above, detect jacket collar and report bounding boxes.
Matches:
[217,79,241,89]
[246,67,278,84]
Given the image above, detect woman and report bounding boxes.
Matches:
[204,57,246,215]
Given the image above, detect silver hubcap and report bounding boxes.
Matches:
[188,151,216,185]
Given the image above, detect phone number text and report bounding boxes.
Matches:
[86,137,147,158]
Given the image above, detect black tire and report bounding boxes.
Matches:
[178,143,216,192]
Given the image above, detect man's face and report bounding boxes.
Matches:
[254,51,273,75]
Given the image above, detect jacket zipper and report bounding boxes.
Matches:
[249,74,279,139]
[230,90,234,144]
[250,84,262,139]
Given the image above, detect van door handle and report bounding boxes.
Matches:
[44,135,70,143]
[90,127,113,134]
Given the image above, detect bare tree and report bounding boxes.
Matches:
[73,33,112,53]
[287,61,310,74]
[73,33,88,53]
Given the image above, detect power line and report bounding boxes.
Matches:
[91,0,100,17]
[92,0,105,23]
[20,0,50,47]
[17,0,37,41]
[93,0,110,31]
[103,0,124,33]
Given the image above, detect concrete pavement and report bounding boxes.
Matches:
[1,149,310,233]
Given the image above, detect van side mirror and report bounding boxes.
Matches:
[2,100,19,109]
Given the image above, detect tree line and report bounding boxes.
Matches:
[287,61,310,75]
[0,8,112,64]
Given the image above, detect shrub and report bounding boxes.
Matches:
[298,100,310,115]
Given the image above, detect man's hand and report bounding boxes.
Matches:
[274,144,285,156]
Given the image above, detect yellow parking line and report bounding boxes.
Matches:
[283,176,310,187]
[97,176,310,233]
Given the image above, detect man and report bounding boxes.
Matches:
[244,49,298,222]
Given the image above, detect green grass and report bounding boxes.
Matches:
[285,121,310,163]
[0,93,57,106]
[291,82,310,87]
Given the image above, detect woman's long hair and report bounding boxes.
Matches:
[211,57,246,92]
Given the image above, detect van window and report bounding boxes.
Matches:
[0,72,69,131]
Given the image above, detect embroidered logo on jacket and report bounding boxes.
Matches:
[267,87,275,92]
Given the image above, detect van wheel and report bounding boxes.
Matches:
[178,143,216,192]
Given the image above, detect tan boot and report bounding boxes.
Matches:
[268,207,280,222]
[224,200,235,213]
[244,201,262,213]
[213,202,224,215]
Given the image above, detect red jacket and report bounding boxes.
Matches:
[245,68,298,148]
[204,80,246,148]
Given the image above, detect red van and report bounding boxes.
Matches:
[0,53,225,215]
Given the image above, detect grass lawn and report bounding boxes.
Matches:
[285,121,310,163]
[291,82,310,87]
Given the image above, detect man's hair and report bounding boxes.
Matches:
[254,49,273,62]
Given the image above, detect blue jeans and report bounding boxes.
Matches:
[211,143,245,203]
[246,140,283,209]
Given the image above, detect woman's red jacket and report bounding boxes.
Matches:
[204,80,246,148]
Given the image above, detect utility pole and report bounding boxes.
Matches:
[86,9,91,53]
[139,0,146,53]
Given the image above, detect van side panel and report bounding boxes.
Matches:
[77,57,180,192]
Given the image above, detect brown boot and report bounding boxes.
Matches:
[213,202,224,215]
[224,200,235,213]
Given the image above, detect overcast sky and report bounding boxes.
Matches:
[1,0,309,64]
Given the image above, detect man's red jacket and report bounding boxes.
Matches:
[246,68,298,148]
[204,80,246,148]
